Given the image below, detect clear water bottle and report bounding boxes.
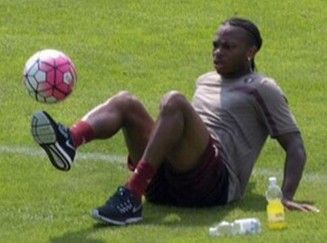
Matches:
[209,218,261,237]
[265,177,286,229]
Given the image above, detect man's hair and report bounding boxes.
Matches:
[223,17,263,71]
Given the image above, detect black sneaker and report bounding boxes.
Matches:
[92,186,143,226]
[31,111,76,171]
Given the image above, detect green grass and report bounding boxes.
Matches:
[1,0,327,242]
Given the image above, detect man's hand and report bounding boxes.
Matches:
[282,199,320,213]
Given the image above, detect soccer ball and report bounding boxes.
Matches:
[23,49,77,103]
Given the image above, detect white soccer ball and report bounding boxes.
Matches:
[23,49,77,103]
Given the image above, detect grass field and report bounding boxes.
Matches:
[1,0,327,242]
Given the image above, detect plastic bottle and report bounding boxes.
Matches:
[265,177,287,229]
[209,218,261,237]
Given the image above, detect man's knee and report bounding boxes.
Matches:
[160,91,188,112]
[114,91,135,102]
[104,91,139,108]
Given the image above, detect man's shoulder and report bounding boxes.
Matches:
[244,73,279,89]
[242,73,287,103]
[252,73,283,94]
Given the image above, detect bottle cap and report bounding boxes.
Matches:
[269,177,277,186]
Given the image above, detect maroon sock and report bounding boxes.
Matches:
[126,160,157,200]
[69,121,95,148]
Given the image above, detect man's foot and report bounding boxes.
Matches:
[92,186,143,226]
[31,110,76,171]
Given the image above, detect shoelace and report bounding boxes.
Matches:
[106,188,134,214]
[107,188,126,204]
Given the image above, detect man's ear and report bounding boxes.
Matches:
[247,46,258,59]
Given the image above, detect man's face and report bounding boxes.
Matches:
[212,24,252,78]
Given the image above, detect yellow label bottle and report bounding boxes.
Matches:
[265,177,287,230]
[267,199,287,229]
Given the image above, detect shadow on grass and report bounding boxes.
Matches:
[50,226,106,243]
[233,181,266,212]
[50,181,266,242]
[142,181,266,226]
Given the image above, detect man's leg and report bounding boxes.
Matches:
[142,91,210,170]
[126,91,210,197]
[31,91,154,171]
[93,91,212,225]
[76,91,154,162]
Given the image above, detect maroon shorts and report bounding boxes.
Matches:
[129,138,229,207]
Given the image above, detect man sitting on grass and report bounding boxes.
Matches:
[30,17,320,226]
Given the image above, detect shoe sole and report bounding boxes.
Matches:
[31,111,72,171]
[91,209,143,226]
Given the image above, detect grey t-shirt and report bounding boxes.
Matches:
[192,71,299,202]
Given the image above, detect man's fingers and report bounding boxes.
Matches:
[284,200,320,213]
[304,204,320,213]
